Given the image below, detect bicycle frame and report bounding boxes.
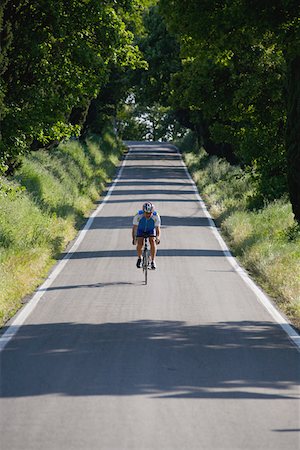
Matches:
[142,237,150,285]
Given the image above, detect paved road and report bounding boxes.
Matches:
[1,142,299,450]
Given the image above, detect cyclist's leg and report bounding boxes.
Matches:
[149,236,157,261]
[136,237,144,258]
[136,237,144,268]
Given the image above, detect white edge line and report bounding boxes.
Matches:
[0,150,131,352]
[178,149,300,350]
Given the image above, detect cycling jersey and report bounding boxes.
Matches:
[133,210,161,237]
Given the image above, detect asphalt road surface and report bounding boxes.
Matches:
[1,142,299,450]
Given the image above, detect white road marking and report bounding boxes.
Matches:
[178,147,300,350]
[0,150,131,352]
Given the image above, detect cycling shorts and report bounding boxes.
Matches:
[136,229,156,238]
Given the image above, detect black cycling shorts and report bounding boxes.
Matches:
[136,230,156,238]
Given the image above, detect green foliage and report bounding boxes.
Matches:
[183,147,255,219]
[0,132,124,326]
[286,54,300,222]
[0,177,25,199]
[160,0,300,216]
[223,200,300,327]
[0,0,12,176]
[133,5,181,106]
[0,0,148,172]
[117,101,186,141]
[114,5,184,142]
[117,102,149,140]
[173,130,198,154]
[181,141,300,328]
[0,190,54,251]
[14,131,122,220]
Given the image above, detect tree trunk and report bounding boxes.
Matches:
[195,120,239,165]
[286,54,300,223]
[69,103,90,128]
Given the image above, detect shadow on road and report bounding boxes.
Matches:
[110,189,196,196]
[38,281,137,291]
[122,167,187,180]
[88,215,211,230]
[100,198,198,204]
[64,249,226,259]
[113,180,191,186]
[1,320,299,400]
[126,154,181,161]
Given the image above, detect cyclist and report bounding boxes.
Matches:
[132,202,161,269]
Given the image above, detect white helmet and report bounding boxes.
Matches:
[143,202,154,213]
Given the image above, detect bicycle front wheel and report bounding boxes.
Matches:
[143,252,148,285]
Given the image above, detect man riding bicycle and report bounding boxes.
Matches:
[132,202,161,269]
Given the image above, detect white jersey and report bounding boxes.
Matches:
[133,210,161,233]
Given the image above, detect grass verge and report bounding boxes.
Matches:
[0,131,124,327]
[179,132,300,331]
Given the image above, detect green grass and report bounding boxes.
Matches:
[0,131,124,327]
[180,135,300,330]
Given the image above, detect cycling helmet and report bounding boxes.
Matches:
[143,202,154,213]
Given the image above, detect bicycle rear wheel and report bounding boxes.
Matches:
[143,251,148,285]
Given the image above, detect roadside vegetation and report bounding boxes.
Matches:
[179,132,300,331]
[0,132,124,327]
[0,0,147,327]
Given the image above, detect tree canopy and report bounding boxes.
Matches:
[0,0,148,172]
[1,0,300,221]
[159,0,300,220]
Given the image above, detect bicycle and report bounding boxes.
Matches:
[142,236,150,285]
[134,233,159,285]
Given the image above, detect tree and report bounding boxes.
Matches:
[132,5,181,107]
[160,0,300,218]
[242,0,300,220]
[0,0,147,172]
[0,0,12,173]
[286,54,300,222]
[114,5,186,142]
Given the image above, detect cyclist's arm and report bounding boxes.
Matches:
[155,226,161,243]
[132,224,138,241]
[155,214,161,243]
[132,213,140,242]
